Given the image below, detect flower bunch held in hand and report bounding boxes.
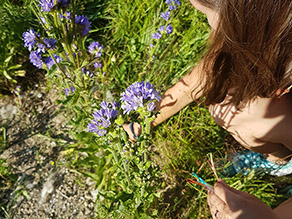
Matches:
[120,81,161,116]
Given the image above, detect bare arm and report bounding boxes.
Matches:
[152,59,205,127]
[273,198,292,219]
[124,59,205,140]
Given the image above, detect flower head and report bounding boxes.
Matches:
[44,54,61,70]
[160,11,171,21]
[44,38,56,49]
[152,32,162,40]
[88,101,120,136]
[23,29,39,51]
[158,24,173,35]
[39,0,55,12]
[88,41,104,57]
[165,0,181,10]
[29,51,43,69]
[93,62,102,69]
[37,43,46,53]
[75,15,90,36]
[120,81,161,114]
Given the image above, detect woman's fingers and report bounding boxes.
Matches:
[213,181,245,211]
[122,123,136,142]
[207,191,230,218]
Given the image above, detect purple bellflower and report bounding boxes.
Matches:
[160,11,171,21]
[29,51,43,69]
[88,101,120,137]
[23,29,40,51]
[152,32,162,40]
[44,54,61,70]
[88,41,104,57]
[165,0,181,10]
[75,15,91,36]
[93,62,102,69]
[64,86,75,96]
[44,38,57,49]
[158,24,173,35]
[39,0,55,12]
[120,81,161,115]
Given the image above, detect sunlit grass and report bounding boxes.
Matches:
[0,0,289,218]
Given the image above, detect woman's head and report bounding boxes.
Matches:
[190,0,292,105]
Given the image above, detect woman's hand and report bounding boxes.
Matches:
[207,180,279,219]
[122,122,141,142]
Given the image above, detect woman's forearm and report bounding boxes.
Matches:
[273,198,292,219]
[152,59,205,127]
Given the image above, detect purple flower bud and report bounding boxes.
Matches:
[82,68,94,77]
[65,88,70,96]
[147,102,156,112]
[75,15,90,36]
[160,11,171,21]
[37,43,46,53]
[165,24,173,34]
[93,62,102,69]
[158,25,173,35]
[152,32,162,40]
[70,87,75,93]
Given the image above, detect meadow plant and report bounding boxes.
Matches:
[86,81,161,215]
[22,0,167,216]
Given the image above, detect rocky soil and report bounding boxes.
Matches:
[0,83,97,219]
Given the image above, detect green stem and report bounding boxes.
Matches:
[71,0,80,68]
[117,134,131,188]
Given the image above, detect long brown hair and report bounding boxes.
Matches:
[196,0,292,106]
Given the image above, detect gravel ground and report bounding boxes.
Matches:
[0,84,97,219]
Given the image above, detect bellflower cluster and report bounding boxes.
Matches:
[88,101,120,136]
[39,0,55,12]
[152,0,181,40]
[39,0,70,12]
[120,81,161,115]
[152,24,173,40]
[23,28,59,69]
[165,0,181,10]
